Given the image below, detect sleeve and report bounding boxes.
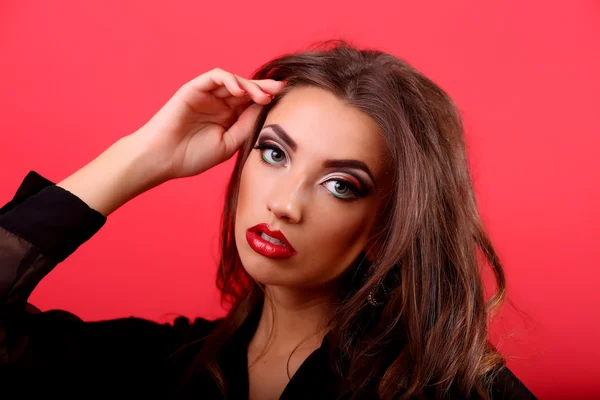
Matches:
[0,171,219,396]
[490,366,538,400]
[0,171,107,313]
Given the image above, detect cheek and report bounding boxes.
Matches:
[235,159,266,234]
[301,203,376,278]
[317,206,365,240]
[313,189,379,237]
[236,164,251,224]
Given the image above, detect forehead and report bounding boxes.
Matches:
[264,86,387,178]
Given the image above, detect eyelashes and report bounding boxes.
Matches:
[252,143,366,201]
[256,143,286,165]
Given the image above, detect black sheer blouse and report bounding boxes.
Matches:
[0,171,537,399]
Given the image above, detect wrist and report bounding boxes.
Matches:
[56,135,168,216]
[117,133,171,189]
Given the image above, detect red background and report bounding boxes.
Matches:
[1,1,598,398]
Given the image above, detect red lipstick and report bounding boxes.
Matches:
[246,223,296,259]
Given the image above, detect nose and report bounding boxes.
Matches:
[265,172,305,224]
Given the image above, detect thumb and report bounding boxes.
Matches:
[222,103,263,158]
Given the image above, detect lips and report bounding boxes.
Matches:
[246,223,297,259]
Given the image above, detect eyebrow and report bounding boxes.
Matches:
[262,123,377,185]
[263,124,297,151]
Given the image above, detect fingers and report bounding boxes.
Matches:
[223,95,253,108]
[212,78,286,106]
[185,68,286,105]
[222,103,264,158]
[250,79,287,94]
[235,77,287,105]
[185,68,245,95]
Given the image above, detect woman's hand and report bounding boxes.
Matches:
[57,68,285,216]
[133,68,286,181]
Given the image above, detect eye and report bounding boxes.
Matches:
[324,179,360,200]
[254,144,287,165]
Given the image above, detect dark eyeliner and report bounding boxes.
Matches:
[252,135,369,200]
[327,179,368,199]
[252,141,287,166]
[252,142,284,155]
[334,172,371,197]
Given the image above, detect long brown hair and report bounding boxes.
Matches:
[195,39,508,399]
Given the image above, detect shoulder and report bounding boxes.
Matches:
[163,315,223,361]
[171,315,223,343]
[23,309,223,351]
[159,317,225,394]
[488,366,537,400]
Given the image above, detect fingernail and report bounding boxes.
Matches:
[259,87,274,98]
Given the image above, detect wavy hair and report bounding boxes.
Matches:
[193,39,508,399]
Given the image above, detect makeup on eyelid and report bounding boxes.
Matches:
[254,134,375,179]
[251,142,371,200]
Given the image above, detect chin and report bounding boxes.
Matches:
[238,248,294,286]
[234,225,293,284]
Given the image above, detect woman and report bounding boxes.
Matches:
[0,40,536,399]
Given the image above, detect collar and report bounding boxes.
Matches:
[216,306,342,400]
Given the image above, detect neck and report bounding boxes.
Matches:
[250,285,333,355]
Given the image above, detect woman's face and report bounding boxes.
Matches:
[235,85,389,289]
